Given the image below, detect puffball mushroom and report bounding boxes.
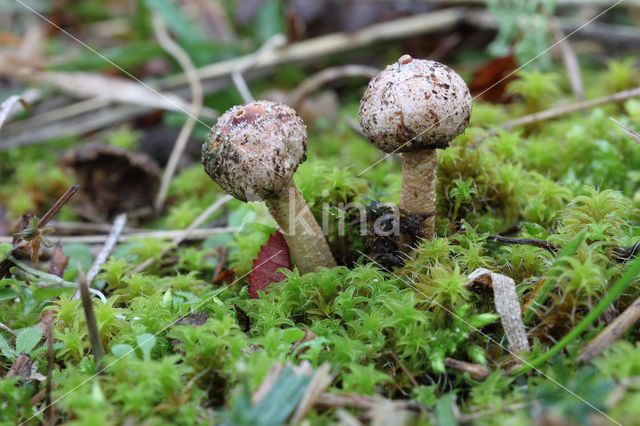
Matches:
[359,54,472,238]
[202,100,336,274]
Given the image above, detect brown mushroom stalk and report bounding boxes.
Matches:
[265,181,336,273]
[202,101,336,274]
[359,54,472,238]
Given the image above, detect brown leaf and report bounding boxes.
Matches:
[47,244,69,278]
[468,55,518,104]
[60,143,160,222]
[6,353,32,379]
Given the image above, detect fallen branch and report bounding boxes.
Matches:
[577,295,640,363]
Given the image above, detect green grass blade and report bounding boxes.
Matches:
[523,230,587,324]
[515,251,640,376]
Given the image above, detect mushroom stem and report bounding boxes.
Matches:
[400,149,437,238]
[265,181,337,274]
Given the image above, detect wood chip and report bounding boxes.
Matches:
[468,268,530,354]
[443,357,490,381]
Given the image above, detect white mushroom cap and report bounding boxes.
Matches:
[359,55,472,153]
[202,101,307,201]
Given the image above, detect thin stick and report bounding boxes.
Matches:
[389,351,419,388]
[71,213,127,301]
[38,184,80,228]
[610,117,640,144]
[549,16,584,102]
[78,267,104,371]
[577,295,640,363]
[131,195,233,274]
[152,13,204,213]
[85,213,127,285]
[0,227,239,245]
[231,34,287,103]
[487,234,558,253]
[501,86,640,130]
[289,65,379,109]
[0,321,17,337]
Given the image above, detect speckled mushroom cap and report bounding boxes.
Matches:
[202,101,307,201]
[359,55,472,153]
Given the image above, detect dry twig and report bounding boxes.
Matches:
[152,13,204,212]
[289,65,379,108]
[610,117,640,144]
[501,86,640,130]
[131,195,233,274]
[549,16,584,102]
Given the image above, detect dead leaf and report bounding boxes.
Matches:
[60,142,160,222]
[248,231,292,299]
[6,353,32,379]
[468,55,517,104]
[47,244,69,278]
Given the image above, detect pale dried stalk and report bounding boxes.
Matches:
[610,117,640,144]
[549,17,584,102]
[501,86,640,130]
[289,64,380,108]
[131,195,233,274]
[468,268,530,354]
[71,214,127,301]
[290,364,333,423]
[0,95,28,130]
[577,295,640,363]
[152,13,204,213]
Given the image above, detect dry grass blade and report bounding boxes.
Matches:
[0,321,17,337]
[0,95,29,130]
[290,364,333,423]
[132,195,233,274]
[468,268,530,354]
[610,117,640,144]
[152,13,204,213]
[71,213,127,301]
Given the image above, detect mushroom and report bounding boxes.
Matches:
[359,54,472,238]
[202,100,336,274]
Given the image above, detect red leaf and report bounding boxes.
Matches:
[249,231,292,299]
